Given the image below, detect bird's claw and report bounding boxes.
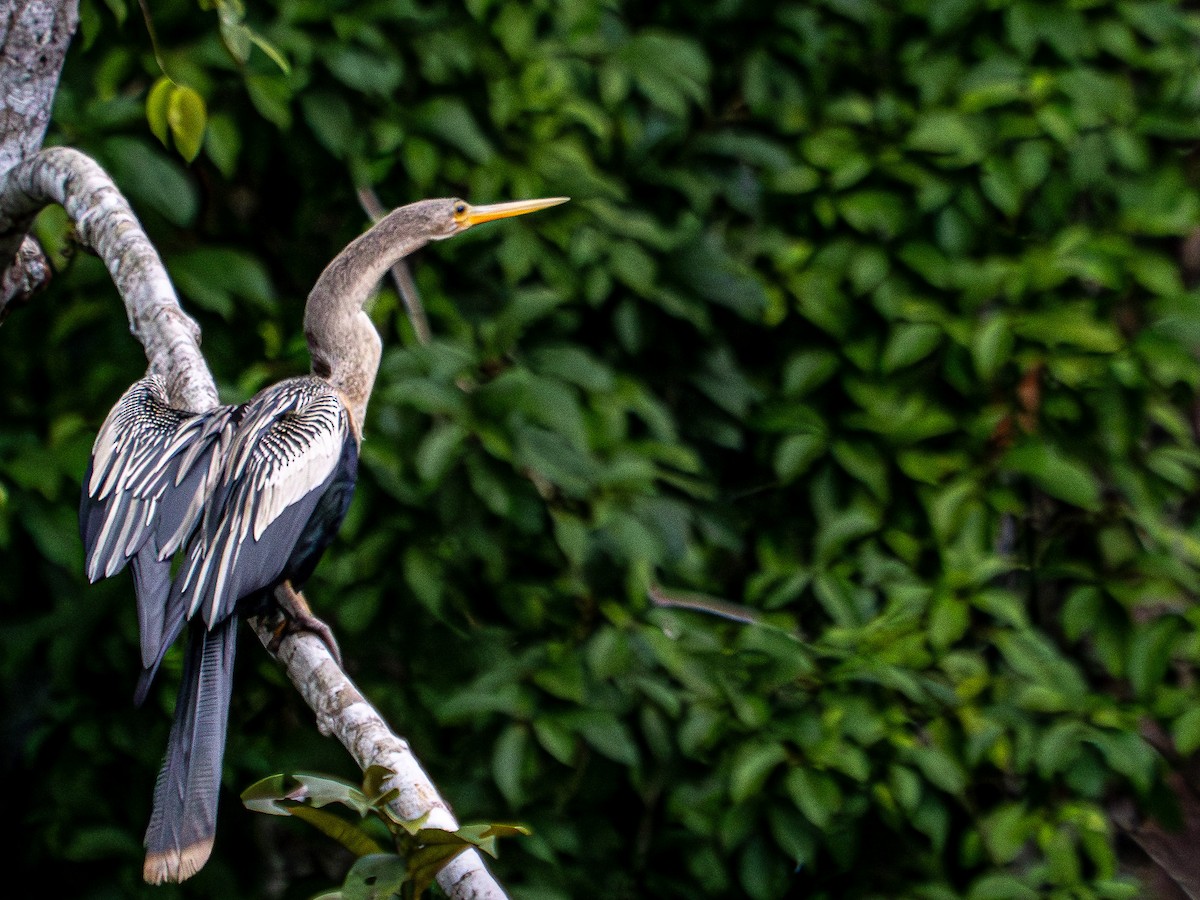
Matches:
[269,612,343,667]
[270,583,344,667]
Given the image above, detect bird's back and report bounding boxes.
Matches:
[82,374,358,686]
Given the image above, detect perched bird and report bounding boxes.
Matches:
[79,195,568,884]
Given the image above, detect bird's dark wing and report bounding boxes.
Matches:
[80,376,236,666]
[171,378,352,631]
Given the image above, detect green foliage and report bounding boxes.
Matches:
[6,0,1200,898]
[242,768,528,898]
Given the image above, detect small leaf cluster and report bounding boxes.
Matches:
[241,767,528,899]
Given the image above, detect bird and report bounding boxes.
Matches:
[79,195,568,884]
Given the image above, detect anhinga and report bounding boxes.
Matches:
[79,195,568,884]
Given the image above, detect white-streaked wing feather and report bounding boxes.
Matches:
[175,379,350,625]
[81,376,235,582]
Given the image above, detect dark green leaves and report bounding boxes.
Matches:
[17,2,1200,899]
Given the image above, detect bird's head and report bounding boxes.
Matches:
[422,196,570,240]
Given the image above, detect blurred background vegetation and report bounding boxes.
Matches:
[5,0,1200,897]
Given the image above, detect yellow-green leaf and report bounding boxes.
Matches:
[250,31,292,75]
[287,805,385,859]
[168,84,207,163]
[146,76,173,147]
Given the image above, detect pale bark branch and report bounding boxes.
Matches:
[252,623,506,900]
[0,0,79,303]
[0,146,218,409]
[0,145,510,900]
[0,0,78,173]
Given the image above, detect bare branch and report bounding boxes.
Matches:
[649,582,766,625]
[0,234,48,321]
[251,617,510,900]
[0,0,78,174]
[0,145,510,898]
[0,146,218,409]
[0,0,80,300]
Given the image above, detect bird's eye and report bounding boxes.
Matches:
[453,202,468,217]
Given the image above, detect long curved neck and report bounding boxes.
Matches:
[304,207,433,433]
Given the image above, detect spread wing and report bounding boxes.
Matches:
[80,376,237,665]
[171,378,352,631]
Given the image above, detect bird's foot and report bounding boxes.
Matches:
[270,583,343,667]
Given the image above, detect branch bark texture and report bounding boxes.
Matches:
[0,147,217,408]
[255,625,506,900]
[0,0,78,304]
[0,0,77,174]
[0,146,509,899]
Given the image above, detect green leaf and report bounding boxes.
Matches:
[302,92,356,159]
[414,97,494,163]
[572,711,640,766]
[907,110,985,165]
[775,432,826,482]
[241,772,371,817]
[145,76,172,147]
[909,746,967,796]
[784,768,842,829]
[203,111,241,177]
[326,46,404,98]
[340,854,407,900]
[968,873,1039,900]
[415,421,467,484]
[1173,707,1200,756]
[533,717,577,765]
[446,822,531,858]
[492,723,527,807]
[167,84,207,163]
[972,314,1013,380]
[1004,442,1102,511]
[246,73,293,129]
[248,31,291,75]
[983,803,1030,863]
[729,742,787,804]
[1015,305,1123,353]
[101,136,198,226]
[881,322,942,372]
[288,806,386,859]
[219,20,252,65]
[1127,616,1181,699]
[782,349,839,397]
[838,190,908,240]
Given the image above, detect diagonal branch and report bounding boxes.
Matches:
[0,147,218,409]
[0,145,509,900]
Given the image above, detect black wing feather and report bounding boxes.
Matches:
[134,379,350,683]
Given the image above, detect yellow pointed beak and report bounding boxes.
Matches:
[464,196,570,227]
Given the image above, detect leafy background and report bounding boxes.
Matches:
[4,0,1200,897]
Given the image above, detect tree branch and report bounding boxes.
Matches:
[0,147,218,409]
[252,619,506,900]
[0,0,79,304]
[0,145,510,900]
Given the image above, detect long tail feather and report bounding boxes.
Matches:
[131,545,171,669]
[142,617,238,884]
[133,578,190,708]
